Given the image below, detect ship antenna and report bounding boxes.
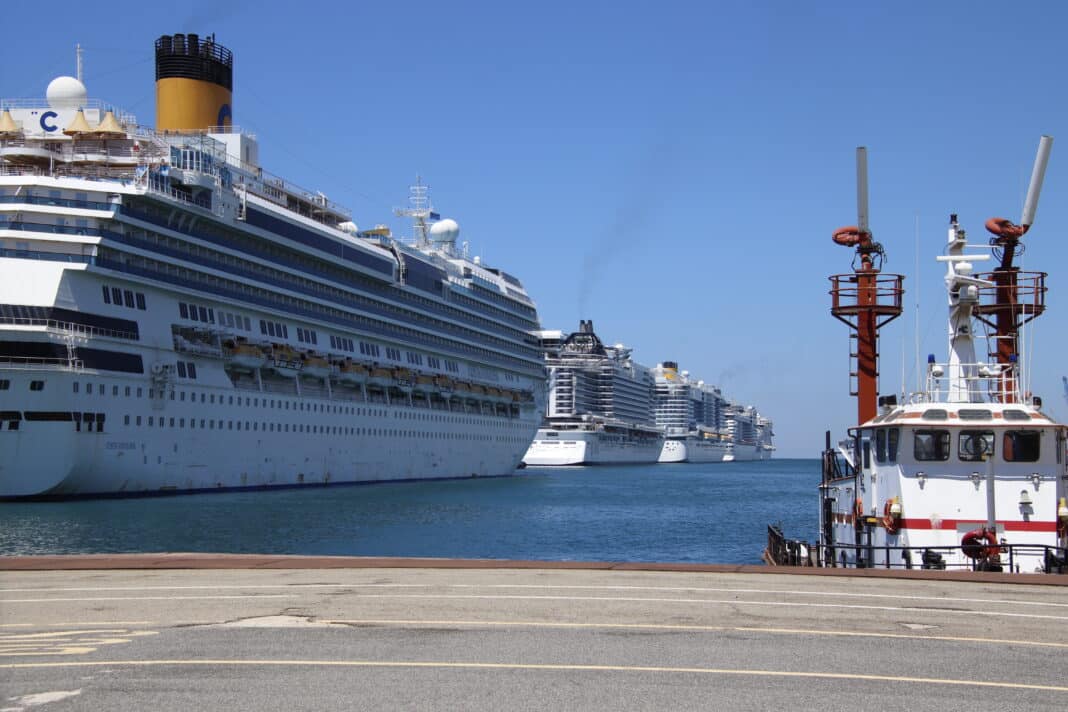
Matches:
[829,147,905,424]
[76,43,83,82]
[393,176,431,246]
[973,136,1053,403]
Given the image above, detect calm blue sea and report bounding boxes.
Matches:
[0,459,818,564]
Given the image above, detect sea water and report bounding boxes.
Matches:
[0,459,818,564]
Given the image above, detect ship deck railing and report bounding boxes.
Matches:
[0,316,138,341]
[819,541,1068,575]
[0,355,83,371]
[908,361,1020,405]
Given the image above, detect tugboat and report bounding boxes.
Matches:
[766,138,1068,574]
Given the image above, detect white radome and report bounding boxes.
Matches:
[46,76,88,109]
[429,218,459,243]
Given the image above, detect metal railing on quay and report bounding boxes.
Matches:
[821,542,1068,574]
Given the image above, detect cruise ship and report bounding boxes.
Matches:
[522,320,663,465]
[652,362,730,463]
[723,403,775,461]
[0,34,545,498]
[653,361,774,463]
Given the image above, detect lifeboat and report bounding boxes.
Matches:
[368,367,392,389]
[337,361,369,385]
[228,342,266,370]
[301,354,331,378]
[453,380,471,394]
[434,375,453,395]
[392,367,413,392]
[414,374,435,393]
[470,383,486,396]
[268,344,302,378]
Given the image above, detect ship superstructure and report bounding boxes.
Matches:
[523,320,663,465]
[766,140,1067,574]
[0,34,545,498]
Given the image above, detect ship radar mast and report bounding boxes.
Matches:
[973,136,1053,404]
[828,147,905,425]
[394,176,432,246]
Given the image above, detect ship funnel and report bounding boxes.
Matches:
[1020,135,1053,228]
[155,33,233,132]
[856,146,869,233]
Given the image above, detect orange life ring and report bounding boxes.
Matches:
[961,527,999,560]
[882,499,900,535]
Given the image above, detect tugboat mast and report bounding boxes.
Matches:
[828,148,904,425]
[974,136,1053,403]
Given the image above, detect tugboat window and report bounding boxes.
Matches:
[887,428,899,463]
[1003,430,1040,462]
[875,430,886,463]
[914,429,950,461]
[958,430,994,462]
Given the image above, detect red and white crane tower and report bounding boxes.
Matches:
[828,148,905,426]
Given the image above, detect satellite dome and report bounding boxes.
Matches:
[46,76,88,109]
[428,218,460,244]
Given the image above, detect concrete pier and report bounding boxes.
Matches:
[2,556,1067,711]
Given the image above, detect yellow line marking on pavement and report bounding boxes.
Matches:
[345,593,1068,621]
[0,659,1064,692]
[321,619,1068,649]
[0,629,158,657]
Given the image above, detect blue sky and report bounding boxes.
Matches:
[4,1,1067,457]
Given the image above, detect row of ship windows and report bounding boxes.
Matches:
[101,248,538,373]
[118,414,528,442]
[65,382,524,426]
[102,285,146,310]
[123,207,538,331]
[119,221,536,347]
[180,301,252,332]
[866,428,1049,464]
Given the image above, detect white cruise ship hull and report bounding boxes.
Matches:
[523,428,664,466]
[1,366,539,498]
[657,436,729,463]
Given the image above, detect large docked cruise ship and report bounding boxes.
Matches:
[522,320,663,465]
[652,361,773,463]
[0,34,545,498]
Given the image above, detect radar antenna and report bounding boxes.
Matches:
[393,176,432,246]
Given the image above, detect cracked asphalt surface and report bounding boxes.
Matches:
[2,560,1067,711]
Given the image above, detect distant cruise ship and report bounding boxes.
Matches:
[652,362,773,463]
[723,404,775,461]
[0,34,545,498]
[522,321,663,465]
[652,362,730,463]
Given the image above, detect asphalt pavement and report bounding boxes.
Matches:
[2,556,1067,711]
